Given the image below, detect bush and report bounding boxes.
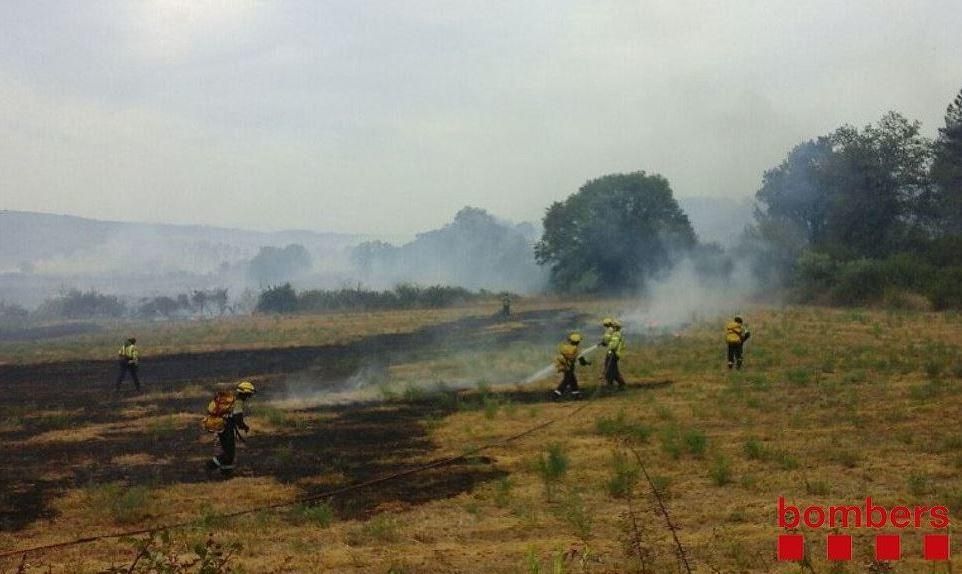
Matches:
[87,483,152,524]
[37,289,126,319]
[257,283,496,314]
[710,456,732,486]
[606,450,639,498]
[536,443,569,499]
[290,502,334,527]
[256,283,298,314]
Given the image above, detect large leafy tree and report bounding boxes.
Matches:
[248,244,312,285]
[535,172,696,293]
[754,112,933,260]
[932,88,962,234]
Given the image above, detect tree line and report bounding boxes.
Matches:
[535,87,962,309]
[749,88,962,307]
[255,283,507,314]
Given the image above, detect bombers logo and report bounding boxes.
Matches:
[776,497,951,562]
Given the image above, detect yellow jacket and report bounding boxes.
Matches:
[601,327,614,347]
[555,343,580,372]
[118,344,139,364]
[607,331,625,358]
[725,321,743,344]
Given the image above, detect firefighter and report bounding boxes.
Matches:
[502,294,511,317]
[206,381,256,478]
[725,316,751,369]
[553,332,591,400]
[115,337,140,391]
[605,320,627,388]
[598,318,615,381]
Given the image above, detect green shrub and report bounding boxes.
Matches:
[594,410,651,442]
[291,502,334,527]
[87,483,152,525]
[605,451,639,498]
[710,456,732,486]
[684,429,708,457]
[536,443,569,499]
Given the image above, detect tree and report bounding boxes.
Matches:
[754,112,933,260]
[248,244,312,285]
[535,172,696,293]
[191,290,209,316]
[349,207,544,292]
[255,283,299,314]
[138,295,184,319]
[932,88,962,234]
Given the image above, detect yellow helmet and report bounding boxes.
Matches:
[611,319,622,329]
[236,381,256,395]
[602,318,614,327]
[568,332,583,344]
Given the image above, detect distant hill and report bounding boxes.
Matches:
[0,210,364,306]
[675,195,754,246]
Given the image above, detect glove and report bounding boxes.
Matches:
[599,341,608,347]
[578,356,591,366]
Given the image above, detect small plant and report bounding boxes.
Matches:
[87,483,152,525]
[773,450,800,470]
[290,502,334,527]
[710,456,732,486]
[805,479,831,496]
[347,514,400,545]
[606,450,639,499]
[536,443,569,500]
[659,425,682,460]
[594,410,651,442]
[909,379,944,401]
[99,532,239,573]
[743,438,765,461]
[908,473,931,497]
[493,477,513,508]
[483,395,500,420]
[524,547,542,574]
[555,490,593,543]
[925,359,945,379]
[684,429,708,457]
[649,474,672,499]
[785,369,812,385]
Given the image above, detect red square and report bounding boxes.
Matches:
[827,534,852,561]
[875,534,901,561]
[924,534,950,561]
[778,534,804,561]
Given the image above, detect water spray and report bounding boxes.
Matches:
[522,344,600,384]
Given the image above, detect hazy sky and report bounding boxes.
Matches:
[1,1,960,235]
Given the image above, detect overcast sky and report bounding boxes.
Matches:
[1,1,960,235]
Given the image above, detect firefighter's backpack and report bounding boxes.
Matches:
[202,390,236,433]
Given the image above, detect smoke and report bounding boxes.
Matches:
[620,258,754,332]
[350,207,547,294]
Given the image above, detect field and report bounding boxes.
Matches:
[2,300,962,573]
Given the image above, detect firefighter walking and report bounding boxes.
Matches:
[725,315,751,369]
[204,381,256,478]
[115,337,141,391]
[604,320,626,388]
[553,332,591,400]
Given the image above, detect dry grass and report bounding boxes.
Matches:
[0,299,573,365]
[4,304,962,572]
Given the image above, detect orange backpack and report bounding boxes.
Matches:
[202,390,236,433]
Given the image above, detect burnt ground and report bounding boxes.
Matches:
[0,308,600,533]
